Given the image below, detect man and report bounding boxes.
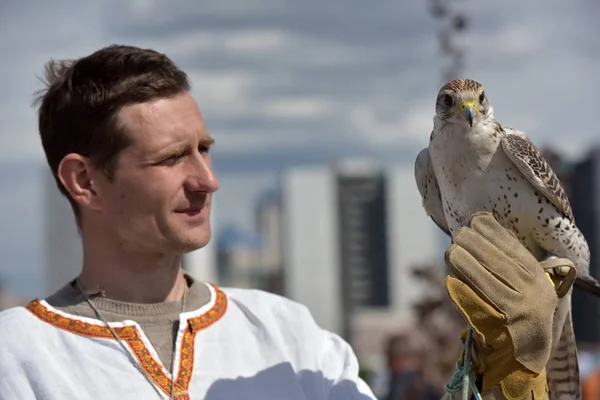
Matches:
[384,331,444,400]
[0,45,574,399]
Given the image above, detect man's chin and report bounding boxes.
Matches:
[177,233,211,253]
[179,241,210,254]
[161,222,211,252]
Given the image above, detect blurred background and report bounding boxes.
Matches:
[1,0,600,398]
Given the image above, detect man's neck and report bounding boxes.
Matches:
[79,238,188,304]
[77,266,188,304]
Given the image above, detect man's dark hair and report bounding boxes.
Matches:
[34,44,190,224]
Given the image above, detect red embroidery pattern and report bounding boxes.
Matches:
[188,285,228,333]
[26,284,228,398]
[174,330,196,391]
[26,301,138,339]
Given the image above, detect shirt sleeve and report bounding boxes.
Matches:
[318,329,378,400]
[234,289,379,399]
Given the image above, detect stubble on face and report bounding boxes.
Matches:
[92,92,219,256]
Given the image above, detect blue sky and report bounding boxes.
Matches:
[1,0,599,297]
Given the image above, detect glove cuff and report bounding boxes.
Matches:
[489,368,547,400]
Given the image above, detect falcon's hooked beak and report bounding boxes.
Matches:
[458,102,478,127]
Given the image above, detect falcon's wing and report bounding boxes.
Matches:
[500,129,575,222]
[414,147,450,236]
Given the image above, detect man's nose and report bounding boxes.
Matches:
[185,157,219,193]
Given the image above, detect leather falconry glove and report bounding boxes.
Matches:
[444,212,576,400]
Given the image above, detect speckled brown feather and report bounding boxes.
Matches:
[435,79,488,120]
[415,146,451,236]
[501,133,575,222]
[437,79,482,97]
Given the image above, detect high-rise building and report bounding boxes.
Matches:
[568,148,600,343]
[335,161,391,340]
[542,146,600,344]
[215,225,263,288]
[253,189,285,294]
[386,166,444,320]
[281,160,441,340]
[282,164,343,336]
[335,161,390,311]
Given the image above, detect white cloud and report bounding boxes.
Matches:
[224,30,290,53]
[129,0,155,16]
[1,0,598,167]
[349,101,434,148]
[133,28,292,59]
[483,25,543,56]
[139,31,218,56]
[188,70,256,118]
[262,97,334,119]
[213,130,310,154]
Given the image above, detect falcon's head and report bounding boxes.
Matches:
[435,79,491,128]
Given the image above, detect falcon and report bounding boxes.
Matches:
[414,78,599,399]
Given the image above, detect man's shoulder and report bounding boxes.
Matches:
[222,287,311,311]
[220,287,332,354]
[0,303,35,325]
[221,287,318,327]
[0,303,41,348]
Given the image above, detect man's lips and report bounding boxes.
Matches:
[181,210,201,216]
[175,203,209,216]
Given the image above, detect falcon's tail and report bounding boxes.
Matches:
[547,305,581,399]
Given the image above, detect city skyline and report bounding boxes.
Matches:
[3,143,600,299]
[2,0,600,302]
[2,2,600,396]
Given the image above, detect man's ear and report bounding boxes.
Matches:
[57,154,102,211]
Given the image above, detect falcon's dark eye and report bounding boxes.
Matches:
[443,94,453,107]
[479,91,485,103]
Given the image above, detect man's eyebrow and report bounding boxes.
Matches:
[143,137,216,164]
[148,143,188,162]
[200,136,215,146]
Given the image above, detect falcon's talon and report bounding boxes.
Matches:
[553,266,571,276]
[545,272,556,288]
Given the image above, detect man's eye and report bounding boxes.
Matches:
[198,145,210,154]
[160,154,183,165]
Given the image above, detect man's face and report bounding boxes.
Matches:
[92,91,219,255]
